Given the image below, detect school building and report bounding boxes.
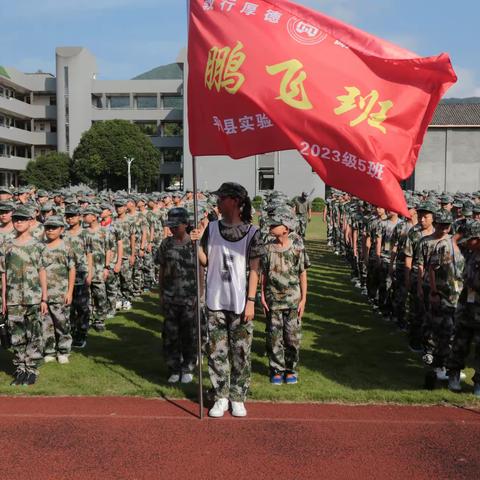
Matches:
[1,47,479,198]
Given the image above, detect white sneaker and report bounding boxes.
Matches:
[167,374,180,383]
[434,367,448,381]
[115,300,123,310]
[231,401,247,417]
[44,355,56,363]
[57,354,70,365]
[208,398,228,418]
[122,301,132,311]
[181,373,194,384]
[460,371,467,380]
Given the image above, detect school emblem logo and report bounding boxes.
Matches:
[287,17,327,46]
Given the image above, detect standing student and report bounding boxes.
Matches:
[157,208,197,384]
[42,216,76,364]
[191,182,264,418]
[2,206,48,386]
[261,209,310,385]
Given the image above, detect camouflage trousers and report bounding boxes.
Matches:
[378,260,393,316]
[297,216,307,239]
[266,308,301,375]
[6,305,43,375]
[132,254,144,295]
[163,301,197,375]
[422,302,455,368]
[447,304,480,383]
[105,271,119,315]
[90,280,108,325]
[207,308,253,402]
[70,282,91,340]
[43,303,72,356]
[408,279,429,347]
[391,266,408,325]
[118,258,134,302]
[366,257,381,303]
[142,251,155,290]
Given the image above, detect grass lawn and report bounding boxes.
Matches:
[0,214,479,406]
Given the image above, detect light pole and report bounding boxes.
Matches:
[124,156,134,193]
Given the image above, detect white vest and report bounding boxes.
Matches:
[206,221,257,314]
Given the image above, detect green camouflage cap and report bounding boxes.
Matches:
[439,194,454,204]
[0,186,11,195]
[12,205,34,219]
[165,207,189,227]
[43,215,65,228]
[212,182,248,199]
[0,201,15,212]
[100,202,113,211]
[40,202,55,212]
[65,204,80,215]
[473,205,480,214]
[82,206,101,216]
[459,221,480,242]
[434,210,453,224]
[36,189,49,198]
[417,201,438,214]
[17,185,30,194]
[113,197,128,207]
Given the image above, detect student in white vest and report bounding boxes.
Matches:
[191,182,264,418]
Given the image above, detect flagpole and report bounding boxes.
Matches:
[186,0,203,420]
[192,154,204,420]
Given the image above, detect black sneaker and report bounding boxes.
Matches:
[24,372,38,386]
[72,337,87,348]
[424,371,437,390]
[10,370,27,386]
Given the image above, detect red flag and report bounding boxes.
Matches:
[187,0,457,215]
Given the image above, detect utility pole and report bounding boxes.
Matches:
[124,156,134,193]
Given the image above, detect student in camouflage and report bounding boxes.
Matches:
[2,206,48,386]
[389,201,418,329]
[64,205,92,348]
[404,201,436,351]
[261,209,310,385]
[128,197,147,296]
[157,207,197,384]
[0,201,16,247]
[192,182,264,418]
[422,211,464,387]
[83,206,112,331]
[42,216,76,363]
[447,221,480,397]
[114,198,136,309]
[292,192,312,239]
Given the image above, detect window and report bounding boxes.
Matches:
[162,148,182,163]
[64,66,69,91]
[92,95,103,108]
[135,122,158,136]
[136,95,157,109]
[109,96,130,109]
[162,122,183,137]
[50,96,56,106]
[163,95,183,110]
[258,167,275,191]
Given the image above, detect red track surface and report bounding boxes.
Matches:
[0,397,479,480]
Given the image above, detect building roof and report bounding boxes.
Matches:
[432,100,480,126]
[132,63,183,80]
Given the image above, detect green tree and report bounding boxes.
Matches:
[71,120,161,191]
[21,152,71,190]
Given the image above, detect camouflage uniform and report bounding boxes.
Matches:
[84,226,112,329]
[424,236,464,368]
[366,215,384,304]
[390,220,414,327]
[3,239,46,376]
[131,211,148,295]
[293,195,311,239]
[262,233,310,376]
[376,217,399,316]
[157,235,197,375]
[65,228,91,342]
[447,247,480,384]
[42,240,76,356]
[113,215,136,302]
[201,219,265,402]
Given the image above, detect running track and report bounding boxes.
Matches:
[0,397,479,479]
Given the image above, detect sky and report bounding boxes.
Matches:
[1,0,477,98]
